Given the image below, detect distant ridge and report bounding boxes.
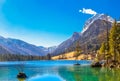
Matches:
[0,36,50,56]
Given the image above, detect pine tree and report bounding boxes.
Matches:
[109,20,120,61]
[116,21,120,61]
[116,23,120,62]
[99,42,106,54]
[99,42,106,60]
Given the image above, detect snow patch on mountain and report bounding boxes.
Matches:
[81,14,114,34]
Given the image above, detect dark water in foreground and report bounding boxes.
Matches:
[0,60,120,81]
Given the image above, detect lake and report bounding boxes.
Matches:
[0,60,120,81]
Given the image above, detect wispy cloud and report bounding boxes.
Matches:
[79,8,97,15]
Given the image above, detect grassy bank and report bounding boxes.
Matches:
[52,51,95,60]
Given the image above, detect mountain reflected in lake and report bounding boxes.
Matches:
[0,60,120,81]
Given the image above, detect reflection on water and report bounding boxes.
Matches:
[18,78,26,81]
[0,61,120,81]
[27,75,65,81]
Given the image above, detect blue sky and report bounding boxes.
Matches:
[0,0,119,47]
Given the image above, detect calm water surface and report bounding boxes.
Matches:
[0,60,120,81]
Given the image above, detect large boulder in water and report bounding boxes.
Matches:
[91,62,102,67]
[17,72,27,78]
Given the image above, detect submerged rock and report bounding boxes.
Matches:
[74,63,80,66]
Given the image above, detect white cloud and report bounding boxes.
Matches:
[79,8,97,15]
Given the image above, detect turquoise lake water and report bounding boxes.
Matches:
[0,60,120,81]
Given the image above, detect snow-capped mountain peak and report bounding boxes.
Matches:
[81,14,114,34]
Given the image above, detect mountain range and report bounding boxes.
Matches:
[0,36,56,56]
[0,14,115,57]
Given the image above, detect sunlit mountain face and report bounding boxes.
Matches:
[52,14,113,55]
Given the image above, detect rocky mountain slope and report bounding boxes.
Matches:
[52,32,81,56]
[52,14,114,56]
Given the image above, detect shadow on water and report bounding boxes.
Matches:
[58,66,83,81]
[98,68,120,81]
